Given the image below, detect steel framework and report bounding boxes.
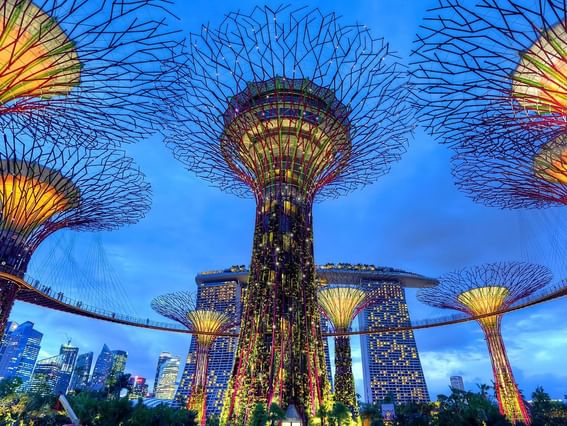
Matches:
[161,5,413,421]
[0,130,150,337]
[318,286,375,419]
[411,0,567,151]
[0,0,178,146]
[453,130,567,208]
[417,262,553,425]
[151,291,232,426]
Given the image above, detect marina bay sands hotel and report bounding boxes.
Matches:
[176,264,436,417]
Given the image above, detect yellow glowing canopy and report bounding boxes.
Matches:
[534,135,567,184]
[318,286,366,331]
[186,310,231,347]
[0,160,79,231]
[457,286,509,317]
[512,21,567,116]
[0,0,80,106]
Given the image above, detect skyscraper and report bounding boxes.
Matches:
[175,267,244,417]
[54,341,78,395]
[29,354,63,395]
[90,344,113,391]
[69,352,93,392]
[450,376,465,392]
[153,352,173,395]
[0,321,42,384]
[90,345,127,391]
[360,280,430,404]
[109,350,128,387]
[155,355,180,400]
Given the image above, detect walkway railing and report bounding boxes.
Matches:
[1,265,565,337]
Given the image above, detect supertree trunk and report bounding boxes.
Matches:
[481,319,531,425]
[187,343,210,426]
[0,281,18,338]
[224,186,328,422]
[334,335,358,418]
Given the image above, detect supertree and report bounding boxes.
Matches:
[0,130,150,337]
[317,286,374,418]
[161,5,413,421]
[151,291,232,426]
[0,0,178,146]
[453,130,567,208]
[411,0,567,151]
[417,262,553,425]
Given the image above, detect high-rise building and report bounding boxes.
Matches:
[54,341,79,395]
[450,376,465,392]
[90,345,127,391]
[29,354,63,395]
[128,375,148,399]
[0,321,42,384]
[69,352,93,391]
[153,352,173,395]
[175,267,245,416]
[90,344,113,391]
[109,350,128,386]
[155,354,180,400]
[177,264,434,416]
[359,277,431,404]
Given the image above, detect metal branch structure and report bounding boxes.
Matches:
[0,130,150,337]
[161,5,413,421]
[411,0,567,151]
[417,262,553,425]
[453,130,567,208]
[151,292,233,426]
[0,0,179,146]
[318,286,374,418]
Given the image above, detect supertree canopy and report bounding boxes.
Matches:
[411,0,567,151]
[151,291,232,426]
[0,130,150,337]
[162,5,412,421]
[418,262,553,425]
[453,131,567,208]
[318,286,373,418]
[0,0,178,146]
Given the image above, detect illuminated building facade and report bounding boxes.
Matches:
[0,321,42,384]
[69,352,93,391]
[176,264,434,417]
[174,268,245,417]
[154,354,180,400]
[54,341,78,395]
[359,281,430,404]
[128,375,148,399]
[29,354,63,395]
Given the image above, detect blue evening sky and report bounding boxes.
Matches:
[8,0,567,401]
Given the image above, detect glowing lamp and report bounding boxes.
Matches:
[0,160,79,231]
[0,0,80,107]
[512,22,567,117]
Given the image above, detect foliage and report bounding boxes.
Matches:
[0,377,22,398]
[268,403,286,425]
[249,403,269,426]
[530,386,567,426]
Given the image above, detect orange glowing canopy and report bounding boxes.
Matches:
[457,286,509,318]
[0,0,80,106]
[0,160,79,232]
[534,135,567,184]
[186,310,231,347]
[512,21,567,116]
[318,286,366,331]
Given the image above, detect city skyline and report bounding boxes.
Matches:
[2,0,566,410]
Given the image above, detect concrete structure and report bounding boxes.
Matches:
[154,354,180,400]
[450,376,465,391]
[29,354,63,395]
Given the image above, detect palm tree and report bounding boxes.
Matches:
[331,402,351,426]
[268,403,286,426]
